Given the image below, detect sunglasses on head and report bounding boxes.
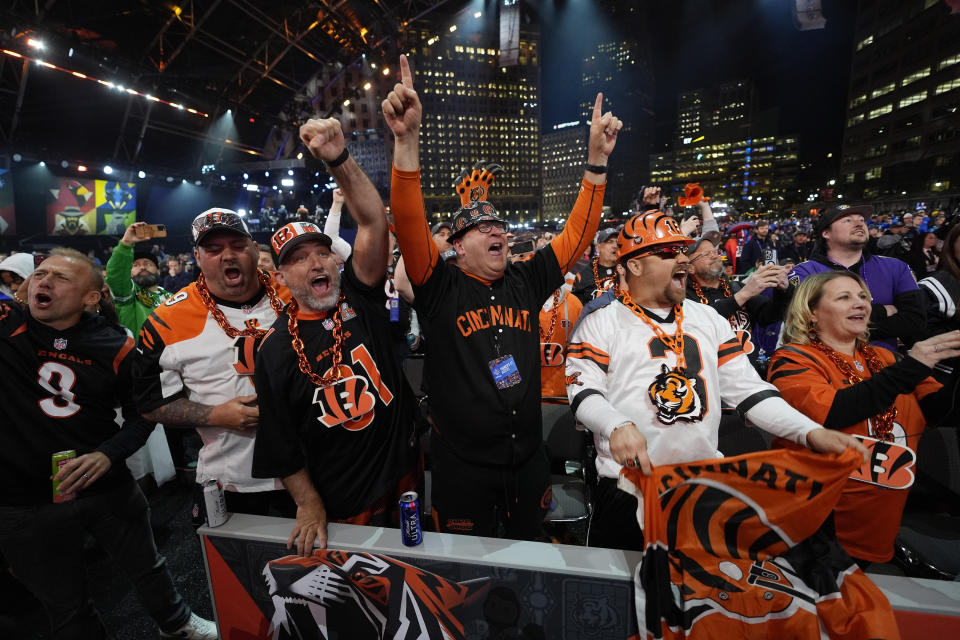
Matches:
[637,244,688,259]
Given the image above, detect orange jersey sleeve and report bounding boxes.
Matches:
[766,346,838,425]
[550,180,606,274]
[391,167,439,286]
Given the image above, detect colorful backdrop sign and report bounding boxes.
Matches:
[46,178,136,235]
[0,169,14,235]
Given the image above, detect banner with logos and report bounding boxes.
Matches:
[47,178,136,235]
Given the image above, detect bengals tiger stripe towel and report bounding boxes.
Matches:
[620,447,900,640]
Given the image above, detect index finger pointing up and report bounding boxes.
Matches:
[400,54,413,89]
[592,93,603,122]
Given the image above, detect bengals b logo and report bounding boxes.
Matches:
[648,364,702,425]
[850,435,916,489]
[312,370,376,430]
[540,342,564,367]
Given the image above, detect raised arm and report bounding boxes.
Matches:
[384,55,438,286]
[549,93,621,273]
[300,117,387,287]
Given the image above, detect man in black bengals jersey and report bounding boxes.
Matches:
[252,115,420,556]
[0,250,216,639]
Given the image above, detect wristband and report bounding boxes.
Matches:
[324,147,349,169]
[585,162,607,174]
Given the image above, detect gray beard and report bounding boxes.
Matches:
[696,263,725,281]
[292,282,341,313]
[132,272,160,289]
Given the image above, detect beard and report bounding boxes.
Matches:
[290,270,342,313]
[132,271,160,289]
[695,261,724,281]
[665,282,686,305]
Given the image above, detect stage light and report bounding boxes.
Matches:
[194,180,201,185]
[281,178,294,187]
[77,165,87,172]
[138,170,146,179]
[363,81,372,90]
[220,175,226,181]
[296,152,303,160]
[246,184,259,191]
[182,179,187,184]
[287,169,294,176]
[26,38,44,50]
[370,63,377,69]
[249,117,255,123]
[264,171,270,177]
[39,161,45,167]
[68,47,74,57]
[449,25,457,32]
[474,11,482,18]
[166,176,174,182]
[237,208,246,217]
[60,160,68,168]
[12,153,22,162]
[343,99,350,107]
[104,165,113,175]
[243,172,249,179]
[226,108,232,114]
[382,67,390,76]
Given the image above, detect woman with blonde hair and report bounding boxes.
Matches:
[768,270,960,566]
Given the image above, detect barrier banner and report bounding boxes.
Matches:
[203,535,638,639]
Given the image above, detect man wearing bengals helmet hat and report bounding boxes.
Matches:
[134,207,296,517]
[385,54,621,540]
[251,114,421,555]
[565,210,869,551]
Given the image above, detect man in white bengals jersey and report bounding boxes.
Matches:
[565,210,868,551]
[133,209,294,516]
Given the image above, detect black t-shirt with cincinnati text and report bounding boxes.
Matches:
[411,246,564,466]
[0,303,154,506]
[252,261,418,519]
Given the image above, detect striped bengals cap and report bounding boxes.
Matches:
[270,221,333,265]
[617,210,693,260]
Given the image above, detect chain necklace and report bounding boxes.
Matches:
[195,269,285,339]
[539,289,562,343]
[618,291,687,371]
[689,277,732,305]
[809,337,897,441]
[592,257,615,294]
[287,294,347,387]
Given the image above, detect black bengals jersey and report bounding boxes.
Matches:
[572,261,617,305]
[0,302,154,506]
[412,246,565,466]
[252,261,418,519]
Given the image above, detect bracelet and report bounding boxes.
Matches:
[585,162,607,174]
[324,147,349,169]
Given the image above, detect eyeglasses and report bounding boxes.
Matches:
[476,221,506,234]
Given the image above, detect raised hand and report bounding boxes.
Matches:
[588,93,622,164]
[382,54,421,139]
[300,117,346,163]
[332,188,344,208]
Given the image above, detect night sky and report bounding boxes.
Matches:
[539,0,859,166]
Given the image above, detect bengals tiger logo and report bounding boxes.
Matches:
[565,371,583,387]
[263,550,489,640]
[648,364,703,424]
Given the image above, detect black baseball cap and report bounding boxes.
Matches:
[449,200,505,238]
[133,248,159,268]
[595,227,620,244]
[814,204,874,237]
[191,208,252,246]
[270,221,333,265]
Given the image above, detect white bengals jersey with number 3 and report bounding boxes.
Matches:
[134,282,289,492]
[566,295,820,480]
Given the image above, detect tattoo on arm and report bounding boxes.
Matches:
[144,398,214,427]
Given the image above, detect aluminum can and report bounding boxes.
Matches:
[399,491,423,546]
[193,479,229,527]
[52,450,76,503]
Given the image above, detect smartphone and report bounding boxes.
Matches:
[135,224,167,239]
[510,239,535,255]
[762,248,777,265]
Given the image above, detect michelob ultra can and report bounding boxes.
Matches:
[399,491,423,546]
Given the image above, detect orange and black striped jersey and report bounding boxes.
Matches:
[539,288,582,401]
[0,302,153,505]
[768,342,940,562]
[133,280,290,493]
[621,447,899,640]
[389,168,606,466]
[251,262,418,519]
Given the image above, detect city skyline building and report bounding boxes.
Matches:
[541,121,589,221]
[840,0,960,203]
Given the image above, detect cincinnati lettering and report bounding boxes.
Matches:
[37,350,93,366]
[456,305,531,337]
[658,459,824,502]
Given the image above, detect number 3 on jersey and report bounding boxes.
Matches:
[311,344,393,431]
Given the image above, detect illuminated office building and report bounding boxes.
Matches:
[409,23,541,222]
[840,0,960,200]
[541,122,589,221]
